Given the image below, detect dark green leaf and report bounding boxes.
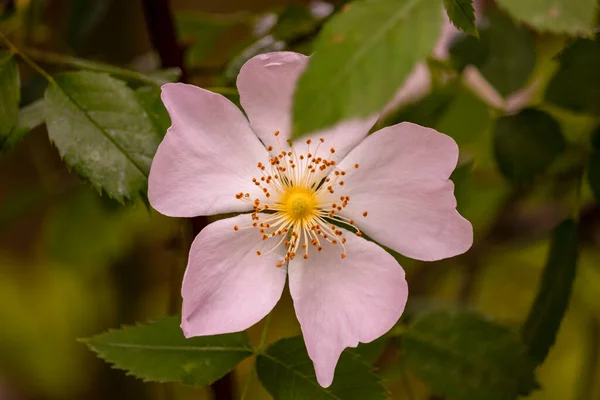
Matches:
[521,219,579,364]
[82,316,253,386]
[349,337,388,365]
[403,310,538,400]
[0,99,44,153]
[175,11,249,68]
[292,0,442,137]
[443,0,478,37]
[546,35,600,115]
[493,109,565,182]
[257,336,387,399]
[497,0,597,36]
[450,11,536,96]
[0,51,20,143]
[135,86,171,138]
[272,4,321,42]
[44,71,160,203]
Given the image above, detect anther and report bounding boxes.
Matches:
[354,164,359,168]
[234,225,239,231]
[362,211,368,217]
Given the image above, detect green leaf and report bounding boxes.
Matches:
[546,35,600,115]
[493,109,565,182]
[44,71,160,203]
[175,11,249,68]
[443,0,478,37]
[256,336,387,399]
[82,316,253,386]
[135,86,171,138]
[450,11,536,96]
[349,337,388,365]
[292,0,442,137]
[403,310,538,400]
[521,219,579,365]
[0,99,44,153]
[497,0,597,36]
[0,51,20,143]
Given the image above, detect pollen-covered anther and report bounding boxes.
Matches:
[232,132,363,266]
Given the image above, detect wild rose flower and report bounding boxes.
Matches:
[148,52,473,387]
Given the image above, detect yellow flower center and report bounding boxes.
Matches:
[233,131,368,267]
[281,187,318,222]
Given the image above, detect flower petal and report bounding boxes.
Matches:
[181,214,287,337]
[148,83,269,217]
[237,51,377,161]
[333,122,473,261]
[288,232,408,387]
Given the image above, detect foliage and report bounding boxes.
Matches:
[1,0,599,399]
[82,317,253,386]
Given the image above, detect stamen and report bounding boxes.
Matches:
[233,132,362,266]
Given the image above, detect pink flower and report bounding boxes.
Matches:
[148,52,473,387]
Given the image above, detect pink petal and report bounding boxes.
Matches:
[181,214,287,337]
[333,122,473,261]
[237,51,377,161]
[288,231,408,387]
[148,83,269,217]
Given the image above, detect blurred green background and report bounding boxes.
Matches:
[1,0,600,399]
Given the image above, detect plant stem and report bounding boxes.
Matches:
[22,47,163,86]
[0,31,56,84]
[240,313,273,400]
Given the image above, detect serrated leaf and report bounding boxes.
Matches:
[403,310,538,400]
[292,0,442,137]
[82,316,253,386]
[443,0,478,37]
[135,86,171,138]
[256,336,387,399]
[521,219,578,365]
[1,99,44,153]
[0,51,20,143]
[44,71,160,203]
[497,0,597,36]
[493,109,565,182]
[546,35,600,115]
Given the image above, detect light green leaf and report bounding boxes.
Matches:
[0,99,44,153]
[521,219,579,364]
[493,109,565,182]
[256,336,387,400]
[44,71,160,203]
[292,0,442,137]
[443,0,478,37]
[135,86,171,138]
[403,310,538,400]
[82,316,253,386]
[0,51,20,143]
[497,0,597,36]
